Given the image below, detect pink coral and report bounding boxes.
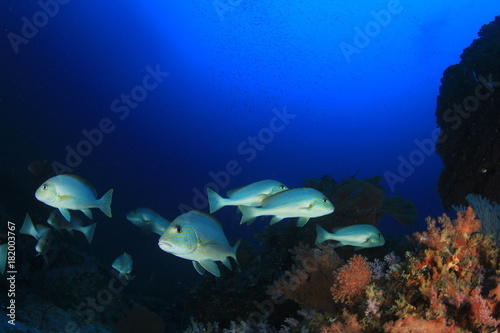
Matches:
[331,255,372,305]
[470,287,500,327]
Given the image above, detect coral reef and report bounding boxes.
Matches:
[436,15,500,209]
[303,175,417,229]
[330,255,372,305]
[267,243,343,313]
[184,207,500,332]
[462,193,500,246]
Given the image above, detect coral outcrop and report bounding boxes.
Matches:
[436,16,500,209]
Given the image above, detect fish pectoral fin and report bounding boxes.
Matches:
[245,218,257,226]
[270,216,284,225]
[199,260,221,277]
[57,194,74,202]
[221,258,232,271]
[192,261,206,275]
[296,217,310,227]
[59,208,71,222]
[82,209,93,220]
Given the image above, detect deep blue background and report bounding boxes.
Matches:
[1,0,499,289]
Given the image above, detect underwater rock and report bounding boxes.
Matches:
[113,306,166,333]
[436,16,500,209]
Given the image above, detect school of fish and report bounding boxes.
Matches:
[2,174,386,278]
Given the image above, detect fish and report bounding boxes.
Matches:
[126,208,170,236]
[207,179,288,214]
[35,229,53,262]
[47,210,97,244]
[315,224,385,249]
[112,252,133,281]
[238,187,334,227]
[20,213,52,261]
[158,210,240,277]
[35,174,113,222]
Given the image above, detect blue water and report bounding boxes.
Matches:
[1,0,499,330]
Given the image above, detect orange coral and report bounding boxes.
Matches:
[331,255,372,305]
[383,315,460,332]
[267,243,343,312]
[400,208,500,330]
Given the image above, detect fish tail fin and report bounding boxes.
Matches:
[20,213,38,239]
[315,224,331,245]
[99,189,113,218]
[0,243,7,274]
[238,206,257,225]
[152,224,168,236]
[207,188,226,213]
[79,223,97,244]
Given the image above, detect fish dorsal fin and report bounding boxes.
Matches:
[226,184,247,198]
[191,210,223,228]
[261,188,292,206]
[64,174,97,196]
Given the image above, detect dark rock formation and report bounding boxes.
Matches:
[436,16,500,209]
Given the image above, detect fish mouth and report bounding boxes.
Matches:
[158,241,176,253]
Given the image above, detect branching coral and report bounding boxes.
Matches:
[331,255,372,305]
[382,315,461,333]
[396,207,500,331]
[267,243,343,313]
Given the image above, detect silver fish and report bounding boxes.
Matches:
[158,210,239,277]
[239,187,334,227]
[35,174,113,221]
[47,210,97,244]
[126,208,170,236]
[316,224,385,249]
[20,214,52,262]
[112,252,133,281]
[207,179,288,213]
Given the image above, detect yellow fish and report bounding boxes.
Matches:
[35,174,113,221]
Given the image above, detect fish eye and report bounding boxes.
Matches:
[322,198,328,203]
[280,185,286,189]
[175,225,182,233]
[43,184,48,190]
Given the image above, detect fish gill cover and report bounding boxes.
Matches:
[0,0,499,332]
